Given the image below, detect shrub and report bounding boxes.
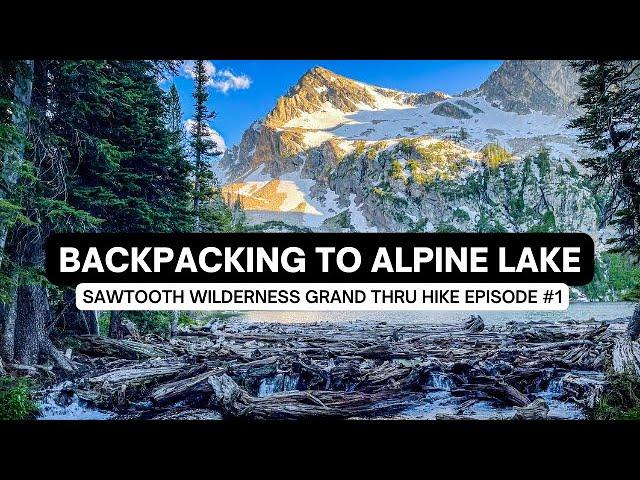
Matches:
[0,376,39,420]
[534,147,551,177]
[481,142,513,169]
[98,311,173,337]
[389,159,406,182]
[592,369,640,420]
[397,138,415,155]
[452,208,470,222]
[353,140,366,157]
[529,210,557,233]
[435,223,460,233]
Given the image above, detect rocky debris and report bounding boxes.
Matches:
[432,102,472,119]
[455,99,484,114]
[406,91,449,106]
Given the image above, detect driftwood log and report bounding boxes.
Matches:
[45,316,629,420]
[514,398,549,420]
[612,335,640,376]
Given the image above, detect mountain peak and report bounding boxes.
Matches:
[475,60,580,115]
[265,66,379,127]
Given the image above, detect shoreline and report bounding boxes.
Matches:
[36,314,626,420]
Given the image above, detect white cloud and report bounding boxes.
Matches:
[210,69,252,93]
[182,60,251,93]
[184,119,226,154]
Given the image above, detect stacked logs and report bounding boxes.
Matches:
[55,315,626,420]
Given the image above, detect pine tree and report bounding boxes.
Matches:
[570,60,640,338]
[166,84,183,135]
[0,61,33,362]
[2,60,197,356]
[189,60,224,231]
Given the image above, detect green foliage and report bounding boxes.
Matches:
[98,312,110,336]
[0,376,39,420]
[481,142,513,169]
[408,218,429,232]
[534,147,551,177]
[353,140,366,157]
[389,159,406,182]
[372,186,388,198]
[581,252,640,301]
[124,312,172,337]
[475,210,507,233]
[47,60,194,233]
[457,126,469,141]
[406,158,427,185]
[190,60,224,231]
[570,61,640,261]
[593,369,640,420]
[246,221,313,233]
[366,141,385,160]
[336,212,351,229]
[435,223,460,233]
[452,208,470,222]
[529,210,557,233]
[397,138,415,155]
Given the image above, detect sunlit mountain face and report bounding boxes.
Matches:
[220,62,607,243]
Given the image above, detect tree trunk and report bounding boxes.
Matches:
[0,60,34,267]
[627,303,640,341]
[13,220,50,366]
[58,289,98,335]
[109,311,125,339]
[12,220,74,371]
[14,281,50,365]
[0,278,17,362]
[87,310,100,336]
[170,311,179,337]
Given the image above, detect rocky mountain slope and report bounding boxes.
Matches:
[220,61,612,244]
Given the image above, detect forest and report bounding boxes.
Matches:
[1,60,640,421]
[0,60,245,418]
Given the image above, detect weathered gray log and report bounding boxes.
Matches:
[207,373,417,419]
[59,315,625,419]
[580,323,609,340]
[626,303,640,341]
[459,377,530,407]
[151,368,223,406]
[514,398,549,420]
[612,335,640,376]
[464,315,484,333]
[560,373,606,409]
[151,408,222,420]
[520,340,595,353]
[435,413,478,420]
[75,335,173,360]
[88,361,187,389]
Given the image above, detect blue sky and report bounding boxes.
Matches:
[169,60,503,149]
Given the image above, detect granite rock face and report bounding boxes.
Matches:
[470,60,581,115]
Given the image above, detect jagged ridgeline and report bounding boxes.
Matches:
[219,62,639,299]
